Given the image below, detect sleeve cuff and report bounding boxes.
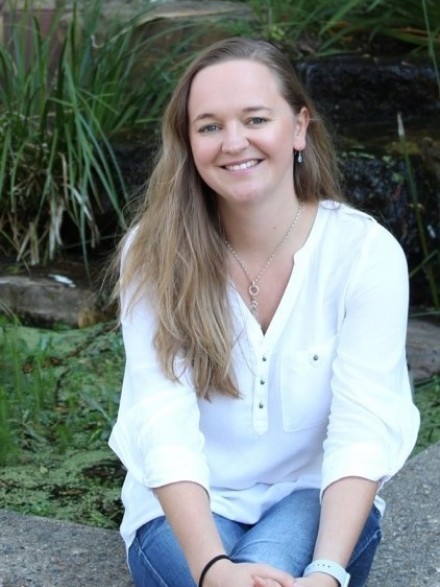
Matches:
[143,445,210,492]
[321,441,393,498]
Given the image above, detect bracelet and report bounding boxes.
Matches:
[303,559,351,587]
[198,554,231,587]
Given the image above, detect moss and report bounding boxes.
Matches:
[0,448,124,528]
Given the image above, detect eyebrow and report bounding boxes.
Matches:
[191,106,274,124]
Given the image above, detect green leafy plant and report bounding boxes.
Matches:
[237,0,440,59]
[0,1,198,265]
[1,317,439,526]
[0,316,123,467]
[414,375,440,453]
[397,113,439,309]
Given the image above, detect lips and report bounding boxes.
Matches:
[223,159,261,171]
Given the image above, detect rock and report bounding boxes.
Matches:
[296,56,440,125]
[407,318,440,381]
[366,442,440,587]
[1,442,440,587]
[0,260,111,328]
[0,509,132,587]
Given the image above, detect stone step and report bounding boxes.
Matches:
[0,509,132,587]
[1,441,439,587]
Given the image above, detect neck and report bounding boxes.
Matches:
[220,198,303,258]
[222,199,306,326]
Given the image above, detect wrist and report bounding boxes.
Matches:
[198,554,231,587]
[301,572,339,587]
[303,560,350,587]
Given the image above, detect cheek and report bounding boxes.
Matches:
[190,138,216,170]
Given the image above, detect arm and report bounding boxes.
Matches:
[155,481,296,587]
[314,477,378,567]
[154,481,225,581]
[295,223,419,586]
[111,275,295,587]
[293,477,377,587]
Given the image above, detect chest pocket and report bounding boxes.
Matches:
[280,336,337,432]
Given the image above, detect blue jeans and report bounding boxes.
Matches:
[128,488,382,587]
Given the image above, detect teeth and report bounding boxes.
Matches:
[225,160,259,171]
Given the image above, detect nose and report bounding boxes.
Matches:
[221,124,249,154]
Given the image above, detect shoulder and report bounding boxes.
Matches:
[318,200,404,256]
[319,199,377,229]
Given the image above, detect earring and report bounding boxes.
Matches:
[297,151,303,164]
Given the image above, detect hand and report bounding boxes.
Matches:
[292,574,338,587]
[254,576,287,587]
[203,558,296,587]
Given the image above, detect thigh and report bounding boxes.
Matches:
[230,488,321,577]
[128,514,247,587]
[229,489,381,585]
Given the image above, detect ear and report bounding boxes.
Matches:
[293,106,310,151]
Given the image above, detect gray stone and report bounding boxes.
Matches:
[1,442,439,587]
[0,274,107,328]
[297,57,440,124]
[407,319,440,381]
[366,441,440,587]
[0,510,132,587]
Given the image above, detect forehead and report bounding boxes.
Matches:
[188,59,286,115]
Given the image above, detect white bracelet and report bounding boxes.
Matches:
[303,559,351,587]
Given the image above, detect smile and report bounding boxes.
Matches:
[223,159,260,171]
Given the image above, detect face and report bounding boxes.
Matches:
[187,59,309,209]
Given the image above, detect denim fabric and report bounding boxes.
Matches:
[128,488,381,587]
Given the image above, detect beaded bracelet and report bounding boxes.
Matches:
[198,554,231,587]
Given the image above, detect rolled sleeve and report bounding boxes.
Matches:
[108,288,210,493]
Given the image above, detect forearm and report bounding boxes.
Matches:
[293,477,378,587]
[154,481,226,583]
[313,476,378,566]
[155,481,297,587]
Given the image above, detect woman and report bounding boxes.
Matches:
[109,38,419,587]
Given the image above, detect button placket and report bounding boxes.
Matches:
[253,353,269,433]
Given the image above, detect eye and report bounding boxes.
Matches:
[198,123,219,133]
[248,117,268,126]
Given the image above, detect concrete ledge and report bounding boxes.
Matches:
[0,512,133,587]
[366,441,440,587]
[1,442,439,587]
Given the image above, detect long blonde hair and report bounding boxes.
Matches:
[115,37,343,398]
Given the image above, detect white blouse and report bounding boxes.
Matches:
[109,201,420,550]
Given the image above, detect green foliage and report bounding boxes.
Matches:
[0,1,196,264]
[0,317,439,527]
[397,114,440,309]
[414,375,440,453]
[0,0,438,266]
[0,317,123,467]
[237,0,440,59]
[0,317,126,526]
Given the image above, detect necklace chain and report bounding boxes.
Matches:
[223,202,304,320]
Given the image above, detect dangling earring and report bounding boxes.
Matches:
[297,151,303,164]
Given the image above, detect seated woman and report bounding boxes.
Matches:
[109,37,420,587]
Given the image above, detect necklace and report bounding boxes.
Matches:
[223,202,304,320]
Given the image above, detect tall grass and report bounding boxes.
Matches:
[240,0,440,60]
[0,0,438,266]
[397,113,440,309]
[0,1,198,265]
[0,317,123,466]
